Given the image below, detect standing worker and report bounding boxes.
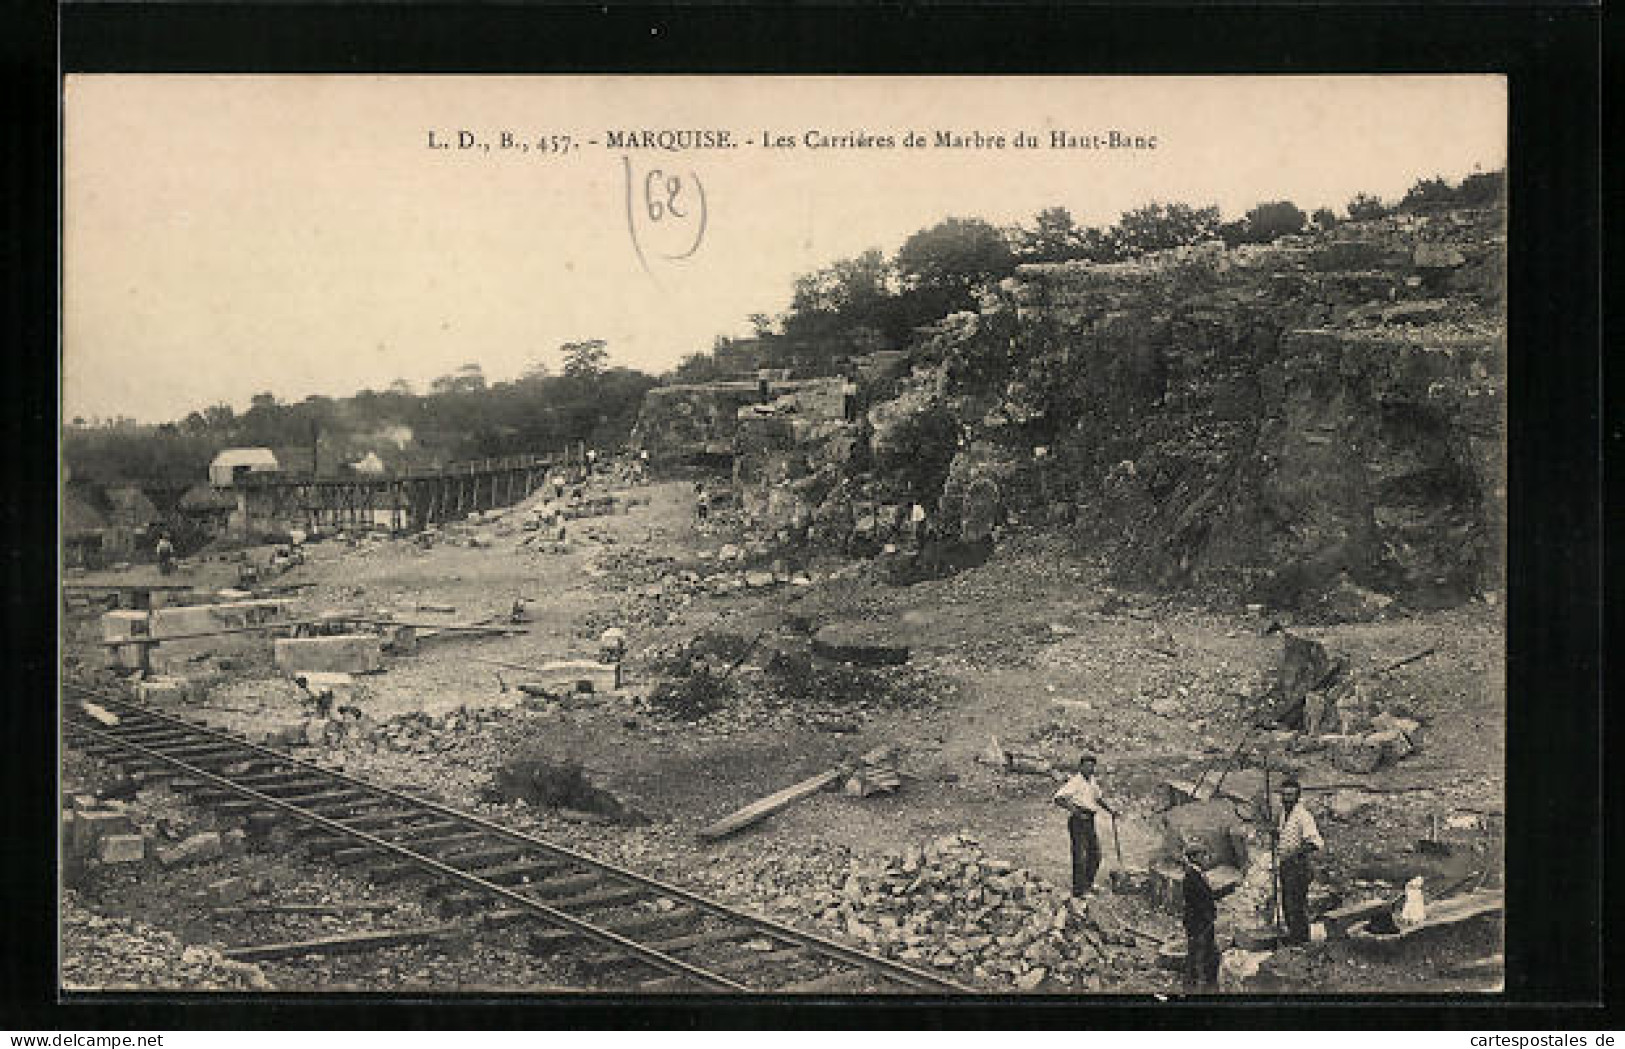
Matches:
[908,502,928,548]
[1052,753,1116,897]
[154,532,176,575]
[1180,841,1220,991]
[1274,777,1324,944]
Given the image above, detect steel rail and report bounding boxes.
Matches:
[65,716,749,992]
[63,684,970,993]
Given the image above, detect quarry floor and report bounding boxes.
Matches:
[60,476,1505,995]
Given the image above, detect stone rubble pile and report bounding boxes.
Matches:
[61,892,275,991]
[264,703,522,754]
[787,832,1145,990]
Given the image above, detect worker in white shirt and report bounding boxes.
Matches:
[1274,777,1325,944]
[907,502,928,548]
[1053,753,1116,896]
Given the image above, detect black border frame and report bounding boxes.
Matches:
[4,0,1607,1031]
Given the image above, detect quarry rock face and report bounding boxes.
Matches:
[631,207,1503,619]
[897,207,1506,617]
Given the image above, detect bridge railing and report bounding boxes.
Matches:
[225,452,558,488]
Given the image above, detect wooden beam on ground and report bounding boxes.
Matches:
[79,702,121,727]
[1372,647,1437,677]
[698,769,843,841]
[221,923,462,962]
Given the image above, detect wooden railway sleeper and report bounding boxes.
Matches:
[326,822,468,863]
[140,744,248,762]
[437,879,643,918]
[294,806,424,838]
[712,948,815,977]
[188,777,332,798]
[206,787,371,811]
[447,856,577,887]
[527,905,704,955]
[527,883,648,912]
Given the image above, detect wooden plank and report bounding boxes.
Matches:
[698,769,843,840]
[222,923,461,962]
[79,703,121,727]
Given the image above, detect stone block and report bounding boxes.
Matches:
[74,809,136,851]
[222,828,248,856]
[744,571,775,589]
[205,876,251,906]
[811,623,911,666]
[1328,734,1385,775]
[1368,729,1414,763]
[137,676,195,704]
[263,722,308,747]
[101,610,151,669]
[273,635,383,676]
[100,610,151,641]
[148,604,218,637]
[1370,712,1423,745]
[158,831,224,867]
[1161,798,1249,870]
[151,599,294,637]
[97,833,146,864]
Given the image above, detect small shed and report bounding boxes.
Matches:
[210,448,280,487]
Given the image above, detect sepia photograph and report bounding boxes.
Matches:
[59,74,1508,997]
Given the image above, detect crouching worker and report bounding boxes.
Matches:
[1180,841,1220,991]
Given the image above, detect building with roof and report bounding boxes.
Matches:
[209,448,281,487]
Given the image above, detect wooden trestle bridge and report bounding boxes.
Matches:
[231,454,560,532]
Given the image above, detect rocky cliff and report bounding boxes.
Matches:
[644,205,1505,620]
[902,206,1504,617]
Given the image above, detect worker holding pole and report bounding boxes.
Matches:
[1273,776,1324,944]
[1052,753,1117,897]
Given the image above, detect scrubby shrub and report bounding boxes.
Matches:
[1346,192,1388,220]
[1455,170,1506,208]
[1240,200,1308,243]
[1311,207,1339,231]
[1110,202,1222,256]
[1399,176,1455,211]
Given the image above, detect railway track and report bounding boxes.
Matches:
[62,685,971,994]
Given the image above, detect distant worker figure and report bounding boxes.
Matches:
[693,483,709,524]
[1052,753,1116,897]
[908,502,928,547]
[598,626,627,665]
[1180,841,1220,991]
[1274,777,1324,944]
[585,449,598,475]
[155,533,176,575]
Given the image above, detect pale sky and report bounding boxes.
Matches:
[63,75,1505,423]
